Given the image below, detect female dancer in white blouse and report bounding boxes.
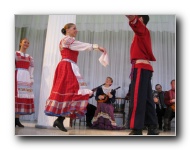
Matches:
[44,23,106,132]
[15,38,35,127]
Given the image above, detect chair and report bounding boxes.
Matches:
[78,116,86,126]
[70,116,86,127]
[70,103,96,127]
[112,97,126,126]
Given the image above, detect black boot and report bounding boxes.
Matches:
[129,129,143,135]
[86,122,92,127]
[168,120,171,131]
[163,118,169,131]
[53,116,67,132]
[147,125,159,135]
[86,116,92,127]
[143,126,148,130]
[15,118,24,127]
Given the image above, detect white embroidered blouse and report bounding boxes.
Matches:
[60,35,99,51]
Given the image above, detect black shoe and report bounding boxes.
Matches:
[163,128,168,132]
[147,125,160,135]
[163,127,171,132]
[15,118,24,127]
[159,127,162,130]
[129,129,143,135]
[143,126,148,130]
[86,123,92,127]
[53,116,67,132]
[163,119,171,131]
[168,123,171,130]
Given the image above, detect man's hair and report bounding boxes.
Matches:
[155,84,162,88]
[171,79,175,84]
[138,15,149,25]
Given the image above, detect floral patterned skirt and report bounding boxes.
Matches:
[91,103,125,130]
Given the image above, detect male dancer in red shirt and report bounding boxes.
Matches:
[126,15,159,135]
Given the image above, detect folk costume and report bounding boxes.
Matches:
[15,51,35,115]
[128,16,159,135]
[44,35,101,119]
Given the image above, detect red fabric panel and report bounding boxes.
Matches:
[130,68,141,129]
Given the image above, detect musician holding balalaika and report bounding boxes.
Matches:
[91,77,124,130]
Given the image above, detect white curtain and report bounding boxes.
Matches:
[15,15,48,121]
[36,15,76,128]
[75,15,176,106]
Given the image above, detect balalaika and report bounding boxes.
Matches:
[98,86,121,103]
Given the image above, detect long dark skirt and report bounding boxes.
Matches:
[91,103,124,130]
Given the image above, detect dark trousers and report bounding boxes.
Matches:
[164,107,175,120]
[129,68,158,130]
[86,104,96,124]
[156,107,166,129]
[164,107,175,130]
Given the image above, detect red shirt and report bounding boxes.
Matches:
[164,89,175,106]
[129,16,156,71]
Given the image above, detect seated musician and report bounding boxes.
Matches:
[91,77,124,130]
[163,79,175,131]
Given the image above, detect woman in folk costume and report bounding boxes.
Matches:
[44,23,107,132]
[15,38,35,127]
[91,77,124,130]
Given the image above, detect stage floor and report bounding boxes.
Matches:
[15,121,176,136]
